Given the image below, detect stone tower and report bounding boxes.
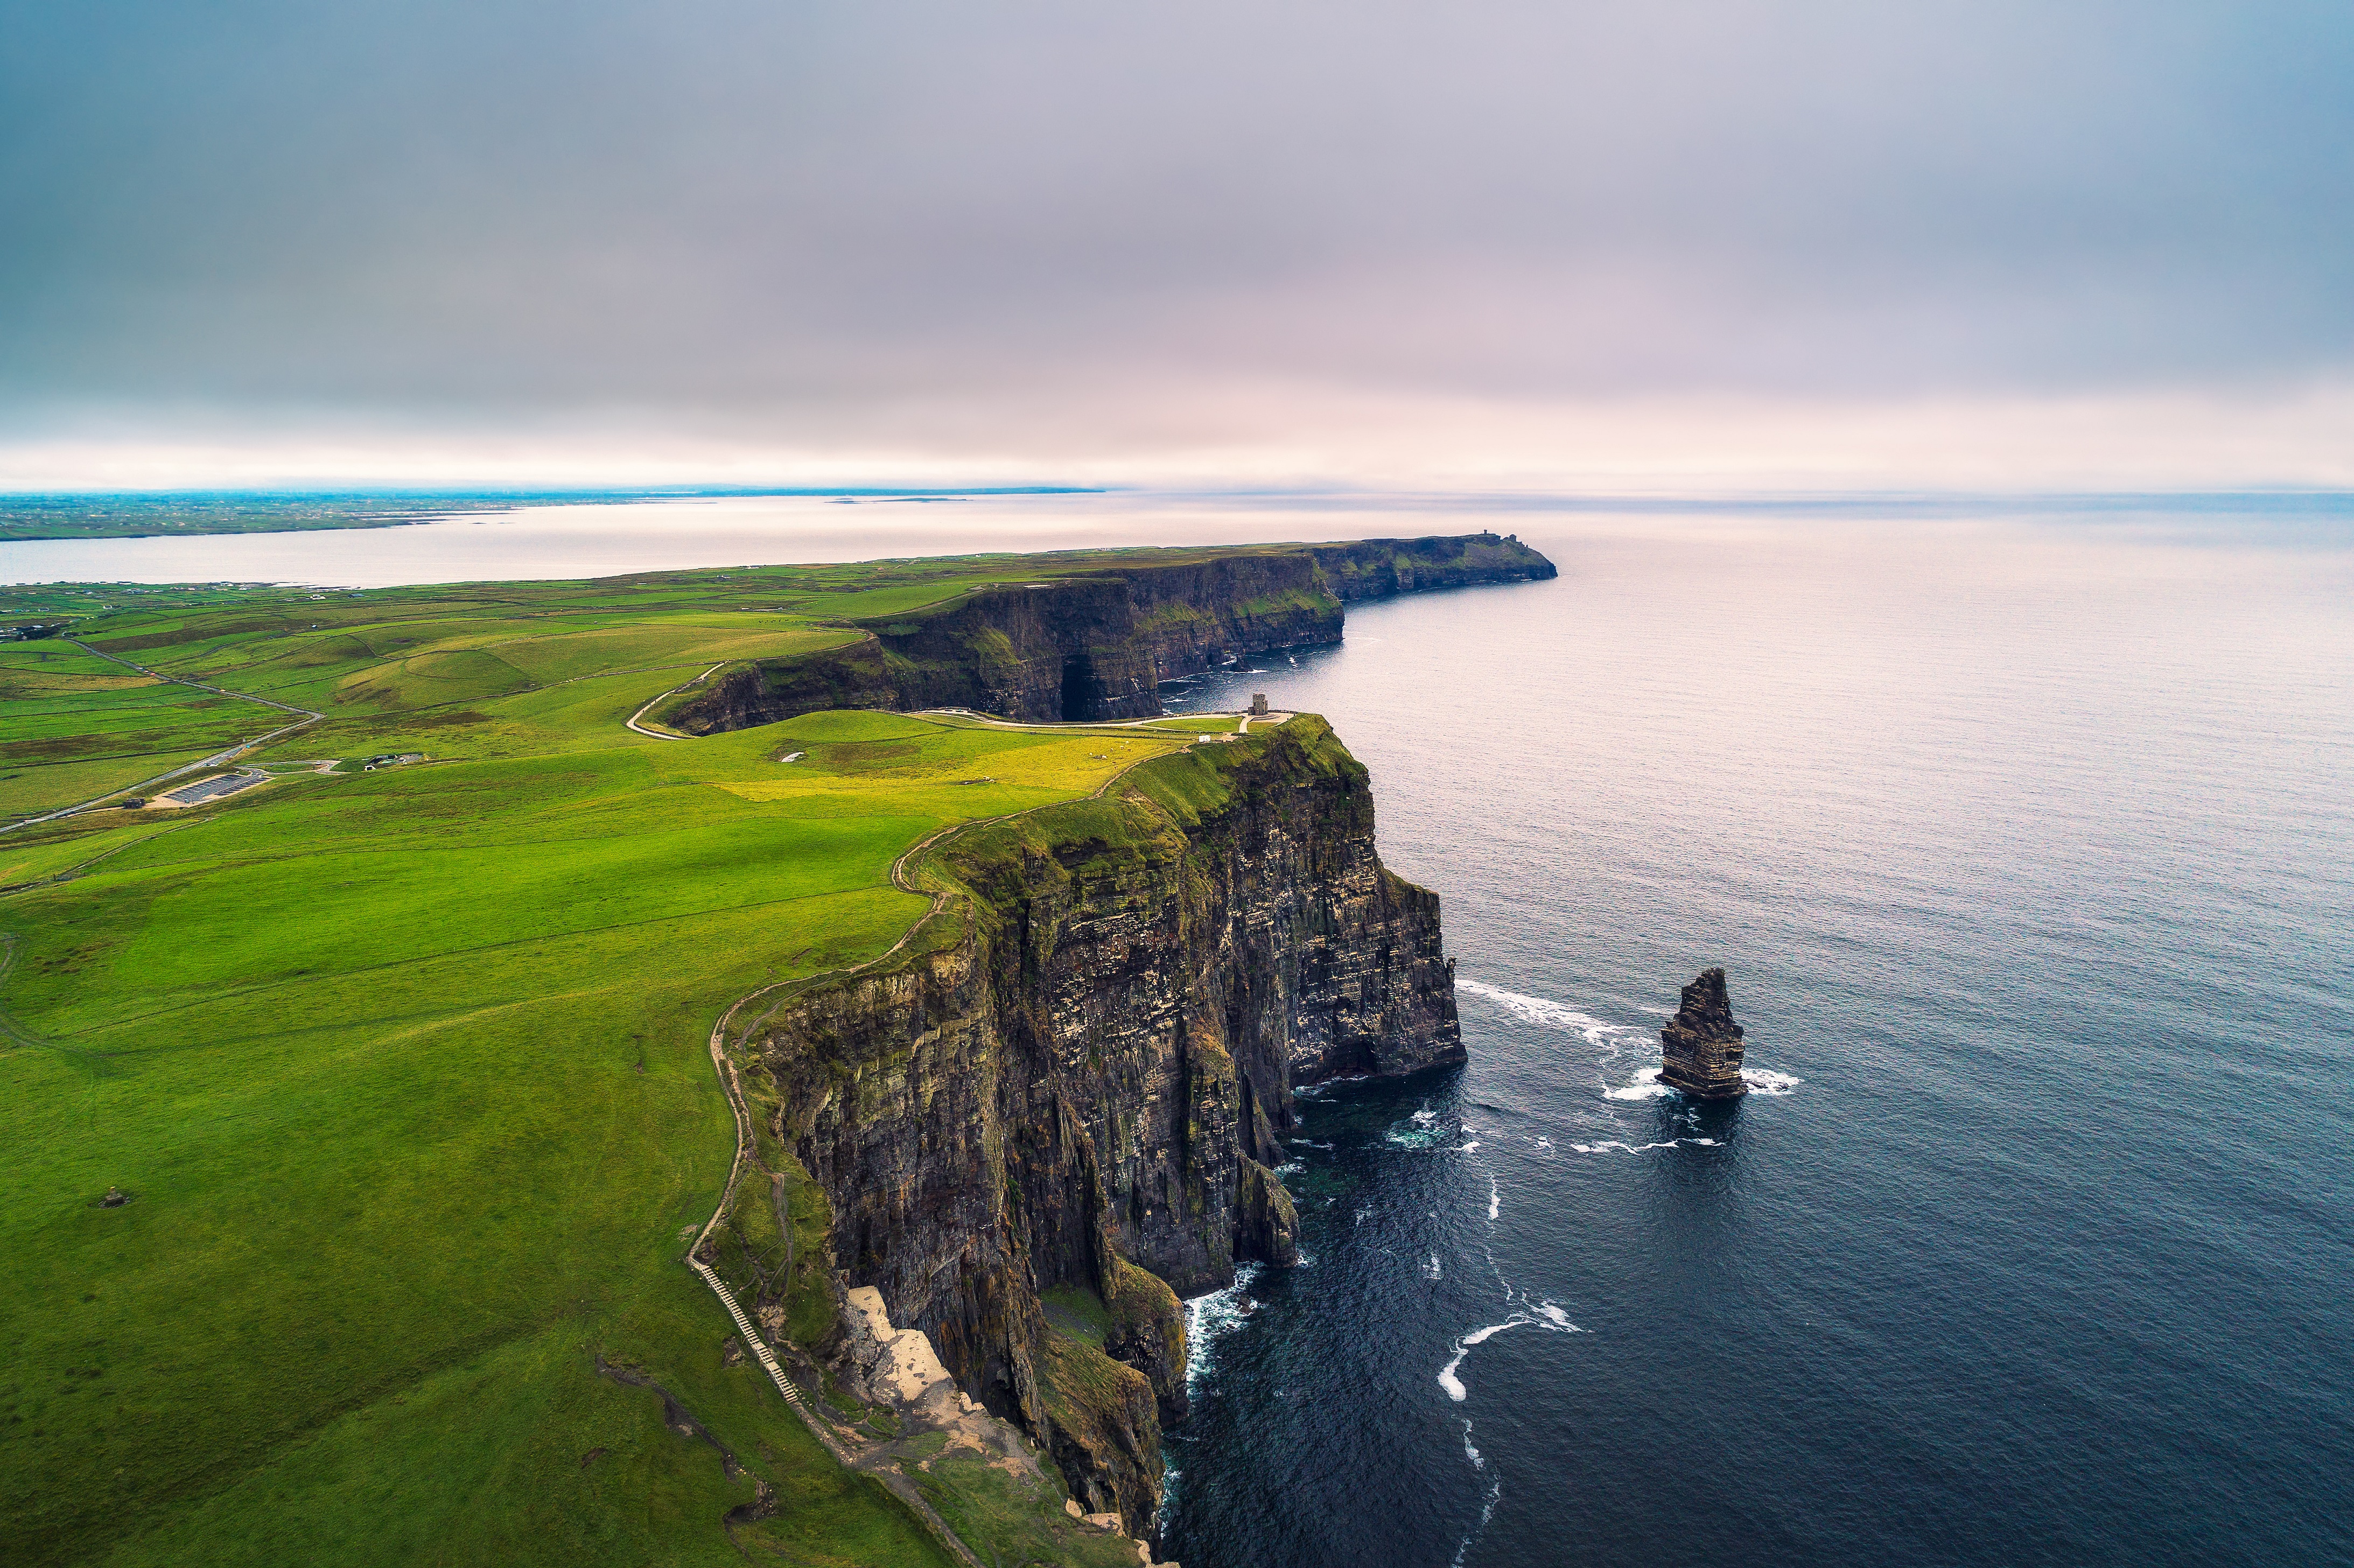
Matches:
[1656,967,1748,1099]
[1250,692,1270,716]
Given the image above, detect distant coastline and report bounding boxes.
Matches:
[0,486,1101,543]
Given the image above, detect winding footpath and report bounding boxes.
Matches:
[678,705,1250,1566]
[626,662,726,739]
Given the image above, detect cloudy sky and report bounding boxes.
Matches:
[5,1,2351,489]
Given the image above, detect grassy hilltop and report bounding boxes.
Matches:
[0,551,1287,1567]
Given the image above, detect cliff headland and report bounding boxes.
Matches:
[0,535,1546,1566]
[658,533,1554,730]
[700,714,1462,1539]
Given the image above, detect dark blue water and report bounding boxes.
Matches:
[1154,517,2354,1567]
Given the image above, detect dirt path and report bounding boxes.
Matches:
[1,642,324,836]
[626,662,726,739]
[681,714,1212,1566]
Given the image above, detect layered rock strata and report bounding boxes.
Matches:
[1656,967,1749,1099]
[664,533,1555,731]
[735,717,1460,1535]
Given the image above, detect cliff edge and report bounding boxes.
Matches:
[660,533,1554,731]
[704,715,1459,1538]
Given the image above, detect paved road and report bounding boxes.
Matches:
[1,642,324,835]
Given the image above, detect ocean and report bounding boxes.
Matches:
[1152,514,2354,1567]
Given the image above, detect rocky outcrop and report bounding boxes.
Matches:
[733,718,1459,1535]
[661,534,1554,731]
[1657,967,1748,1099]
[1304,533,1557,601]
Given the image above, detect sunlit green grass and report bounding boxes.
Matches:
[0,553,1276,1564]
[0,642,268,822]
[4,664,1186,1564]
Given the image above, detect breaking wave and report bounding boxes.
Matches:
[1602,1064,1674,1100]
[1182,1263,1262,1396]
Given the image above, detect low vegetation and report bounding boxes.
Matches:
[0,558,1253,1566]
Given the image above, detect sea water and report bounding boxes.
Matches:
[1154,514,2354,1567]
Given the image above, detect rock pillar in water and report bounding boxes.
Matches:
[1657,967,1748,1099]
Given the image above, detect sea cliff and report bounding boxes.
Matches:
[703,716,1460,1537]
[662,533,1554,729]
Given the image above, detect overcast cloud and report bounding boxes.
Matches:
[3,1,2350,485]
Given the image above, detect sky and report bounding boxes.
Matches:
[4,1,2351,492]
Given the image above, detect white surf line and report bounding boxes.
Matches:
[1449,1474,1503,1568]
[1460,973,1800,1105]
[1443,1141,1578,1568]
[625,662,726,739]
[1438,1306,1583,1401]
[1569,1137,1718,1154]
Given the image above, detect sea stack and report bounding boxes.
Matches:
[1657,968,1748,1099]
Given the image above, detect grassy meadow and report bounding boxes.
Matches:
[0,559,1216,1566]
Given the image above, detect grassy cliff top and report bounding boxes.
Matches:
[2,685,1197,1564]
[1,533,1544,830]
[0,537,1527,1565]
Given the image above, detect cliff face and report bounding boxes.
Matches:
[662,533,1554,731]
[1305,533,1557,601]
[737,719,1459,1534]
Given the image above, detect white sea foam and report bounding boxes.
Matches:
[1458,978,1645,1049]
[1423,1253,1443,1280]
[1438,1307,1583,1401]
[1181,1262,1262,1395]
[1571,1138,1703,1154]
[1745,1068,1803,1095]
[1488,1176,1500,1221]
[1461,1419,1483,1469]
[1602,1064,1673,1100]
[1533,1137,1553,1150]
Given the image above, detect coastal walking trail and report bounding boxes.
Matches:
[678,704,1270,1566]
[626,662,726,739]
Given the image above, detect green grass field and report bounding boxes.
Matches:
[0,559,1238,1566]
